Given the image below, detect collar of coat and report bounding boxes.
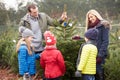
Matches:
[95,20,111,30]
[85,40,97,46]
[44,45,57,50]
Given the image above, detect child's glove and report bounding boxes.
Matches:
[75,70,82,77]
[96,57,102,64]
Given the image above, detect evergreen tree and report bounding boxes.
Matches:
[50,19,77,41]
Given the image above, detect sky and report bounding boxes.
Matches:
[2,0,39,11]
[3,0,19,10]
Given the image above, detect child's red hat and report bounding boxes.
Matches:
[44,31,56,45]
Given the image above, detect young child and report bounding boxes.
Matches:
[40,31,66,80]
[16,27,40,79]
[77,28,98,80]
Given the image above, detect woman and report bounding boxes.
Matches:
[85,9,111,80]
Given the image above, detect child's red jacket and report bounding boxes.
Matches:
[40,46,66,78]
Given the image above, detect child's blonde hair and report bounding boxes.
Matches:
[16,37,34,55]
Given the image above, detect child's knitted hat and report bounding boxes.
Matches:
[19,26,34,38]
[44,31,56,45]
[84,28,98,40]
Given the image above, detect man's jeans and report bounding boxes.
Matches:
[82,74,95,80]
[45,77,61,80]
[35,51,43,60]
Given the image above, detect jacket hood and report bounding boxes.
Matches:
[45,45,57,50]
[21,13,30,23]
[100,20,111,29]
[22,13,45,21]
[94,20,111,29]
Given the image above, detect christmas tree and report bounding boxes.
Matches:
[50,4,78,41]
[52,19,77,40]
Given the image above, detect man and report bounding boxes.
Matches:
[19,4,67,55]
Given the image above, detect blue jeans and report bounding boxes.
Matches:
[82,74,95,80]
[96,56,106,73]
[96,56,106,80]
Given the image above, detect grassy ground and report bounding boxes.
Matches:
[0,68,42,80]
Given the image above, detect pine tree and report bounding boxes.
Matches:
[51,19,77,41]
[49,4,78,41]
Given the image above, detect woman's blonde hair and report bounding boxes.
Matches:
[16,37,34,55]
[85,9,104,31]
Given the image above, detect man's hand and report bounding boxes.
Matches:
[60,12,67,21]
